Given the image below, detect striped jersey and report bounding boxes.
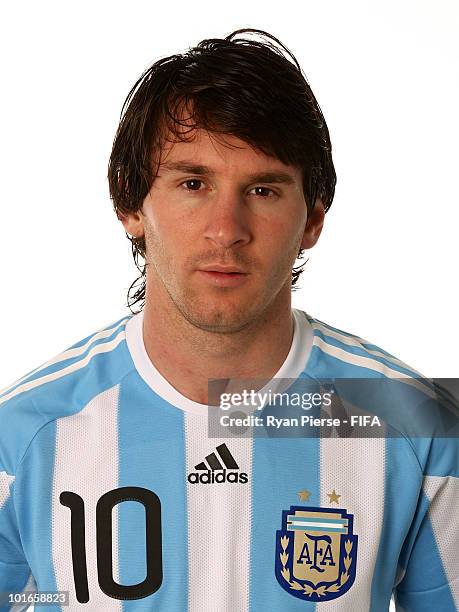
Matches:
[0,307,457,612]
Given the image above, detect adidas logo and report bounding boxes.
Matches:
[187,443,248,484]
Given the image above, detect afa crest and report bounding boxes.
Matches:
[275,505,358,602]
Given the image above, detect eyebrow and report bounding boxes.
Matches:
[159,160,297,185]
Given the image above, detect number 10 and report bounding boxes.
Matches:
[60,486,163,603]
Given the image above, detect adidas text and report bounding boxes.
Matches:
[187,469,249,484]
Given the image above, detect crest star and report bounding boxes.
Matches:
[327,489,341,504]
[297,489,311,501]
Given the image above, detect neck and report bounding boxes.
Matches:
[141,281,294,406]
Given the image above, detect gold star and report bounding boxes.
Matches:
[297,489,311,502]
[327,489,341,504]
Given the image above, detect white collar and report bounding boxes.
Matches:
[125,307,314,415]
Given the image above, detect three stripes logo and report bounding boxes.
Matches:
[187,443,248,484]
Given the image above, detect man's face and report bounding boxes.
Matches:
[126,129,323,333]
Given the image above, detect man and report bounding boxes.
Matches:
[0,28,457,612]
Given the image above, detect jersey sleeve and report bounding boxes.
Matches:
[0,466,37,611]
[393,433,459,611]
[0,388,40,612]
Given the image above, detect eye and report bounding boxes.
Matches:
[179,180,277,198]
[249,186,276,198]
[180,178,205,191]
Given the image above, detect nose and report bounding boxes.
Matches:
[203,191,251,249]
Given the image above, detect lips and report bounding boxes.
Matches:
[198,266,246,274]
[202,271,243,276]
[196,269,249,287]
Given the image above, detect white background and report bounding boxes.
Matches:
[1,2,458,610]
[0,1,458,384]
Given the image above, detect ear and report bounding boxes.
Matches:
[300,198,325,250]
[117,209,145,239]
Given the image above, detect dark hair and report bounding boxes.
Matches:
[108,28,336,314]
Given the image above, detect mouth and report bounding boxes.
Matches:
[196,269,249,287]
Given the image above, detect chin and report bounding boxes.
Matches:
[182,300,257,333]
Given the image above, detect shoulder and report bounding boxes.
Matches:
[0,313,135,474]
[298,309,427,381]
[296,308,437,422]
[298,309,459,474]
